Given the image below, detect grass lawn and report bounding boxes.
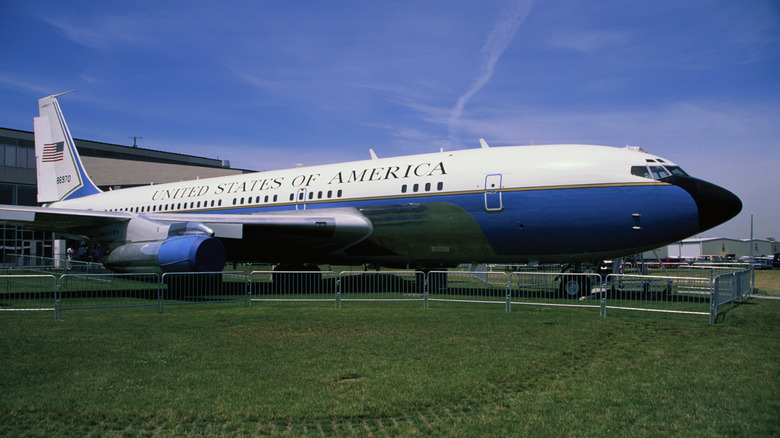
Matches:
[754,269,780,297]
[1,294,778,437]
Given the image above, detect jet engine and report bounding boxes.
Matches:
[103,235,226,273]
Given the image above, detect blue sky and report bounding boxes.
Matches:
[1,0,778,241]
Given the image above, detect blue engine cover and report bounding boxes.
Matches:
[157,236,226,272]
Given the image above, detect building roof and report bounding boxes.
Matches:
[1,127,254,171]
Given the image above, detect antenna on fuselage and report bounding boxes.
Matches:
[479,138,489,148]
[369,149,378,160]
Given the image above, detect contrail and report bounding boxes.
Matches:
[448,0,533,140]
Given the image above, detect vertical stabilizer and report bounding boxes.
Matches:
[35,92,101,203]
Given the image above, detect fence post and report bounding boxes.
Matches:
[709,279,716,325]
[55,275,62,321]
[247,273,252,308]
[335,276,341,309]
[159,274,165,314]
[424,272,429,309]
[505,280,511,312]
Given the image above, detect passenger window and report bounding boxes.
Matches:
[631,166,651,178]
[437,182,443,190]
[425,182,431,191]
[401,185,407,193]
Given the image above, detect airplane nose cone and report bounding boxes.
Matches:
[664,176,742,232]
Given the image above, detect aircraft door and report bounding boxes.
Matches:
[295,188,307,210]
[484,174,503,212]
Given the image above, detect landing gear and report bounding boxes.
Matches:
[271,264,321,293]
[556,263,596,299]
[559,275,591,299]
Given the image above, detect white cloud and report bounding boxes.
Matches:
[448,1,533,138]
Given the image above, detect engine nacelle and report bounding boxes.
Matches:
[103,236,226,273]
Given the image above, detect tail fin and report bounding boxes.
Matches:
[34,92,101,203]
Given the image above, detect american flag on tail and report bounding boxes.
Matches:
[42,142,64,162]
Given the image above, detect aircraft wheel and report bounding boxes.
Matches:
[559,276,590,299]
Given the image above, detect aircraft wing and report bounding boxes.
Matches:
[143,208,374,253]
[0,204,373,252]
[0,204,131,234]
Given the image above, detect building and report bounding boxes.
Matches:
[645,237,779,260]
[1,127,253,265]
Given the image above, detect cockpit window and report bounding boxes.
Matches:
[631,164,688,180]
[649,166,671,179]
[665,166,688,176]
[631,166,651,178]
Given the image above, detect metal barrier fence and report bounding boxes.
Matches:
[0,274,58,314]
[604,274,712,316]
[161,271,249,309]
[430,271,509,310]
[58,273,161,318]
[509,272,603,311]
[2,254,109,274]
[711,270,752,323]
[0,268,754,323]
[338,271,427,307]
[249,271,338,305]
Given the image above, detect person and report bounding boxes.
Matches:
[66,247,74,269]
[90,246,100,263]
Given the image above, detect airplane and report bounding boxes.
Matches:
[0,92,742,295]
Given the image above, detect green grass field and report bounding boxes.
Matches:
[754,269,780,297]
[1,293,778,436]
